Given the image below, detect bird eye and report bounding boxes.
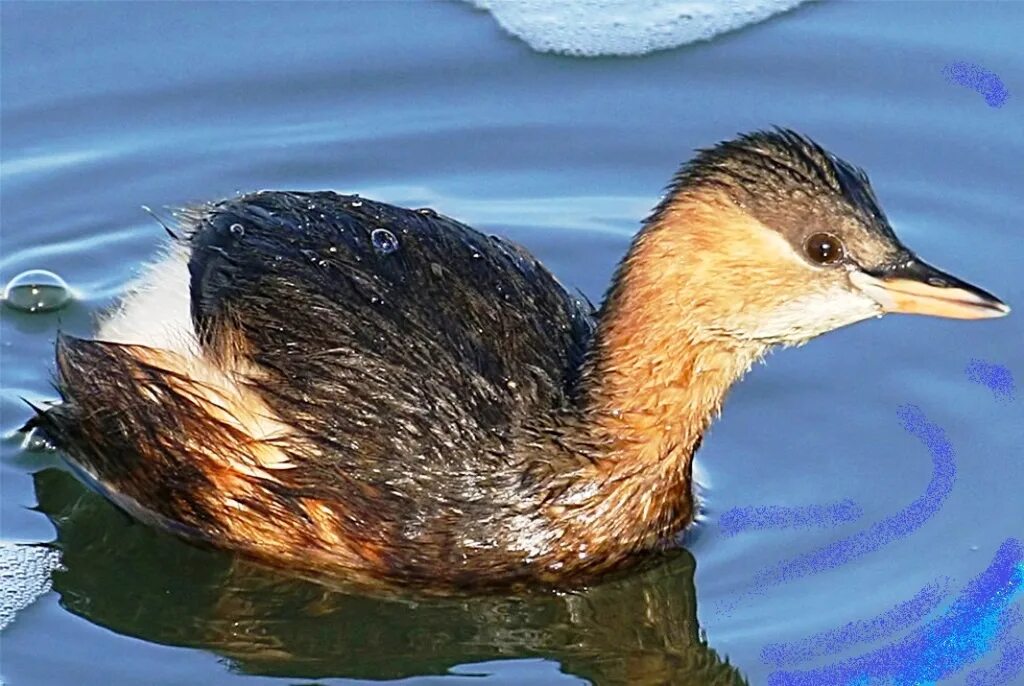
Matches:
[805,232,844,265]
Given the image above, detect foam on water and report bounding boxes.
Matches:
[0,542,61,631]
[468,0,809,57]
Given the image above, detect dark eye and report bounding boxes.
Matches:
[805,232,844,265]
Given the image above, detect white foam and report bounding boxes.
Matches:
[469,0,808,57]
[0,542,61,631]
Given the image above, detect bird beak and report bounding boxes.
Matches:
[849,257,1010,320]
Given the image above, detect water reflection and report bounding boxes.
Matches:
[34,467,746,685]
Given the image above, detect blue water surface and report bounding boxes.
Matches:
[2,2,1022,685]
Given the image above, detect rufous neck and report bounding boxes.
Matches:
[540,195,770,568]
[580,200,768,470]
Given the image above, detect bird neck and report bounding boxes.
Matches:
[562,198,768,551]
[583,310,763,472]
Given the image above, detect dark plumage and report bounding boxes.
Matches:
[31,129,1008,591]
[40,191,606,588]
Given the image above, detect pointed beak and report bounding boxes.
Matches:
[849,257,1010,320]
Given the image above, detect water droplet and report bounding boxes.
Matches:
[21,427,57,452]
[229,223,245,237]
[350,199,363,208]
[416,207,438,217]
[371,228,399,255]
[2,270,71,313]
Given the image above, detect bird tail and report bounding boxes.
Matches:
[30,333,250,541]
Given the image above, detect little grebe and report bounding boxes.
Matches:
[33,130,1008,590]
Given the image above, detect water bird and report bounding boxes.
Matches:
[30,129,1009,591]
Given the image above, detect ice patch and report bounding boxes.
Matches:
[469,0,809,57]
[0,542,61,631]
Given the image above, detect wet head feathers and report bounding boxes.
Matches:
[649,128,909,272]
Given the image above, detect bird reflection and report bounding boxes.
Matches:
[33,467,746,685]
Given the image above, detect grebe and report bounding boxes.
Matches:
[32,130,1008,590]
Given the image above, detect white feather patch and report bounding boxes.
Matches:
[97,243,198,356]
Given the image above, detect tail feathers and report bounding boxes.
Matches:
[44,333,290,543]
[38,333,381,577]
[19,396,68,456]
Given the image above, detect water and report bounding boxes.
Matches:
[1,270,72,313]
[371,228,401,255]
[2,2,1022,685]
